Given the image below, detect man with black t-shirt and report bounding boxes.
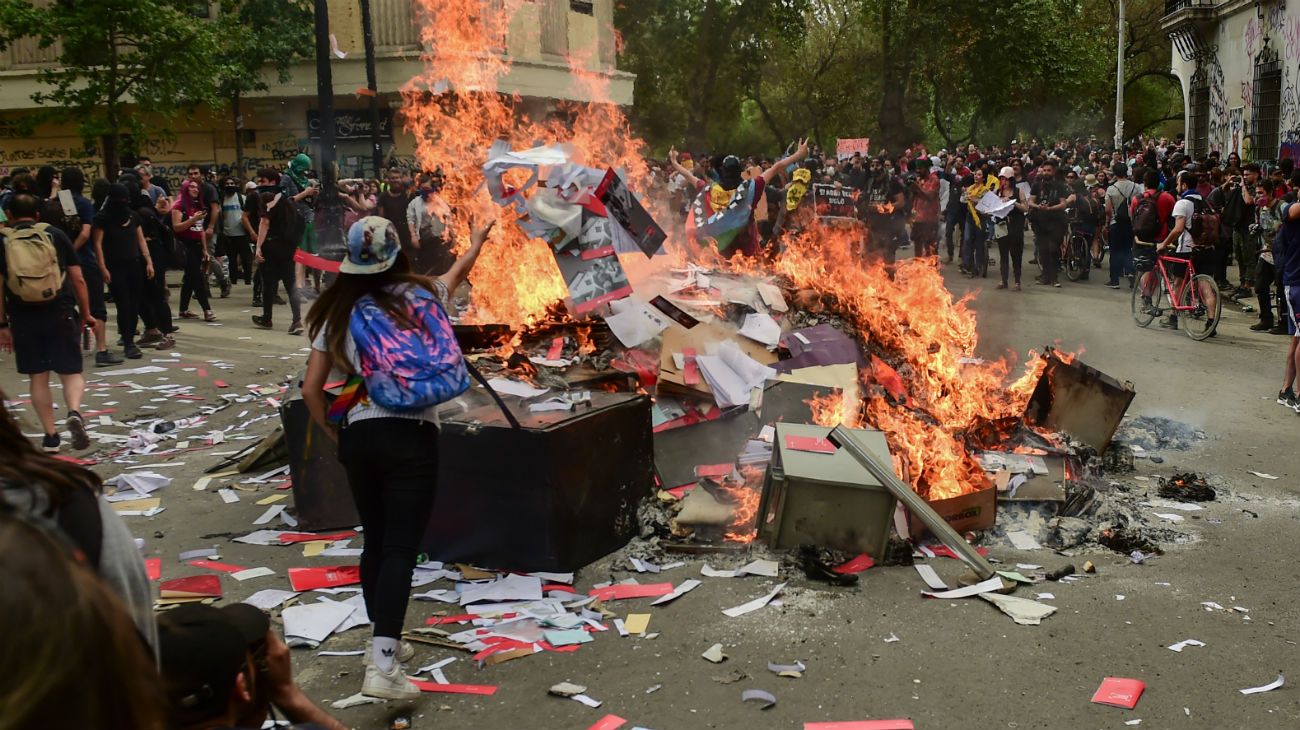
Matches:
[377,169,414,260]
[1029,159,1075,286]
[0,194,96,452]
[857,158,906,264]
[245,169,281,308]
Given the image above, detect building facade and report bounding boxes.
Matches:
[1162,0,1298,163]
[0,0,632,189]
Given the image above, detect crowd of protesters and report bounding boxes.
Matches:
[653,133,1300,416]
[0,155,467,454]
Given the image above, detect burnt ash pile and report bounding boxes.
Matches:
[1113,415,1208,454]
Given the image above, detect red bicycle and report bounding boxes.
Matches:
[1130,242,1221,340]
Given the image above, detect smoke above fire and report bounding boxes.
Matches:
[403,0,1044,501]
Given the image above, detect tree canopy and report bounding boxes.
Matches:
[0,0,312,177]
[616,0,1183,154]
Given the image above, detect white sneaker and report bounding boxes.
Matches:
[361,662,421,700]
[363,638,416,666]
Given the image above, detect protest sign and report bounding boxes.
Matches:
[813,183,857,219]
[836,138,870,161]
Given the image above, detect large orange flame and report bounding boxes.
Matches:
[775,223,1039,501]
[403,0,652,327]
[403,2,1047,505]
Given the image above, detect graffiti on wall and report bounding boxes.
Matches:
[1244,0,1300,159]
[1205,54,1228,155]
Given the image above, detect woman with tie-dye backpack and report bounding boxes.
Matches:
[301,215,493,700]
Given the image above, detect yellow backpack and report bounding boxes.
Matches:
[1,223,65,303]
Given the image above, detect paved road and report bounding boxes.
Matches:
[2,266,1297,730]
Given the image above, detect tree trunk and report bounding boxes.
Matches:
[101,131,120,181]
[233,92,245,176]
[685,0,722,150]
[876,0,917,151]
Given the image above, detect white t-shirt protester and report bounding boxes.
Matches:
[1171,194,1198,254]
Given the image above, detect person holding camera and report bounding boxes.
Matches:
[158,604,345,730]
[1218,163,1260,298]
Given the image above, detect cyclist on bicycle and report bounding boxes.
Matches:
[1156,171,1214,329]
[1068,176,1103,281]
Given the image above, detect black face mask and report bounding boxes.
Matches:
[223,186,238,195]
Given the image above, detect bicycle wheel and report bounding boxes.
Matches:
[1180,273,1221,341]
[1131,270,1163,327]
[1063,235,1084,281]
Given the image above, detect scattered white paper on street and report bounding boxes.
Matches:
[1248,471,1279,480]
[282,601,355,645]
[922,576,1004,599]
[701,564,738,578]
[416,657,457,675]
[1167,639,1205,652]
[1153,512,1185,522]
[318,650,365,656]
[980,593,1059,625]
[737,559,779,578]
[218,488,240,504]
[651,579,702,606]
[722,582,786,617]
[571,694,603,708]
[604,298,670,348]
[231,566,276,581]
[253,505,287,525]
[104,472,171,499]
[914,564,948,591]
[1240,674,1284,695]
[459,573,543,605]
[242,589,298,610]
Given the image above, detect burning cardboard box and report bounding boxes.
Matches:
[1024,349,1135,454]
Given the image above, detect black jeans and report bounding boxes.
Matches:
[223,234,253,284]
[143,267,173,334]
[260,256,300,323]
[338,418,440,639]
[105,258,145,347]
[1035,226,1064,283]
[1257,259,1285,326]
[997,233,1024,285]
[179,241,210,313]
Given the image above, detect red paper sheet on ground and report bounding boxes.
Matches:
[832,554,875,574]
[288,565,362,592]
[587,715,626,730]
[294,249,342,273]
[160,574,222,599]
[425,614,476,625]
[1091,677,1145,709]
[145,558,162,581]
[213,380,229,388]
[53,455,97,466]
[785,435,837,454]
[800,717,915,722]
[186,559,249,574]
[277,530,358,544]
[588,583,674,601]
[921,545,989,560]
[682,347,701,385]
[410,680,498,695]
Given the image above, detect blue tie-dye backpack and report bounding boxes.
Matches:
[348,286,469,411]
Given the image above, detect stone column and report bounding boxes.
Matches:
[540,0,569,60]
[594,0,615,68]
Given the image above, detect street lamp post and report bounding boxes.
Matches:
[1115,0,1126,150]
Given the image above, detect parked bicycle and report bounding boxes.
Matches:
[1063,225,1092,282]
[1130,242,1221,341]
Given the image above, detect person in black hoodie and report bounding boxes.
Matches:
[91,184,155,359]
[127,183,175,350]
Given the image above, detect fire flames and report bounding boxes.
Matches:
[404,0,649,328]
[403,2,1052,508]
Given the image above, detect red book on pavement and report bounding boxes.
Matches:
[288,565,361,592]
[1091,677,1145,709]
[588,583,674,601]
[410,680,497,695]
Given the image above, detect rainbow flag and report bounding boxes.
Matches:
[326,375,366,425]
[687,181,757,251]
